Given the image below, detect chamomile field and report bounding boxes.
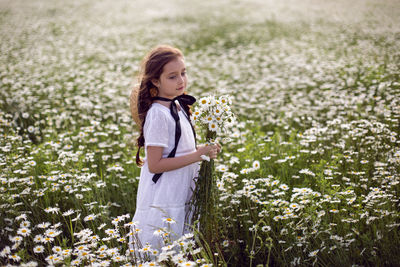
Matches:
[1,0,399,266]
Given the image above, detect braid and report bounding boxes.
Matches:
[135,80,155,166]
[182,92,193,117]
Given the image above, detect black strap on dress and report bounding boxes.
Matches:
[151,94,197,183]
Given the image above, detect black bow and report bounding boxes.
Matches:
[151,94,197,183]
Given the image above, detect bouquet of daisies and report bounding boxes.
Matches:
[187,94,235,244]
[193,94,235,135]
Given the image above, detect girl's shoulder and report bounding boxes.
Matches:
[148,102,170,114]
[146,103,172,121]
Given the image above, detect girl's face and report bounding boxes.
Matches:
[152,57,187,99]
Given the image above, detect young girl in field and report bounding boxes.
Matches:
[129,45,221,252]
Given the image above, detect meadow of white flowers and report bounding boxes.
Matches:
[1,0,399,266]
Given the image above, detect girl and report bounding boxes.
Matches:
[129,45,220,251]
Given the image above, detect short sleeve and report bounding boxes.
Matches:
[144,107,170,149]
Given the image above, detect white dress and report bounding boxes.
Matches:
[131,102,200,251]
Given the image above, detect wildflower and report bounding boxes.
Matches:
[62,249,72,257]
[139,245,152,253]
[161,244,175,251]
[193,247,202,254]
[9,254,21,262]
[371,187,380,193]
[317,210,326,217]
[98,260,111,266]
[124,221,138,228]
[163,217,176,224]
[43,236,54,244]
[299,168,316,176]
[252,160,260,169]
[199,97,209,107]
[273,215,282,221]
[97,245,108,253]
[98,223,107,230]
[52,246,62,254]
[117,237,126,242]
[33,245,45,253]
[276,158,287,163]
[208,122,217,131]
[105,228,118,236]
[17,227,31,237]
[271,180,279,186]
[16,214,27,221]
[132,227,142,234]
[150,249,159,256]
[112,217,121,225]
[279,184,289,191]
[44,207,60,214]
[240,168,251,174]
[45,229,61,238]
[179,261,196,267]
[84,214,97,221]
[37,222,51,229]
[153,228,166,237]
[261,225,271,232]
[20,220,31,228]
[216,164,228,172]
[348,197,356,204]
[308,249,319,257]
[10,235,23,243]
[0,246,11,257]
[71,259,82,266]
[20,260,39,267]
[75,245,88,253]
[62,209,75,216]
[98,253,108,259]
[33,234,44,243]
[112,255,125,262]
[172,253,185,264]
[46,254,62,264]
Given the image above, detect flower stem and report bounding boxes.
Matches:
[189,129,217,245]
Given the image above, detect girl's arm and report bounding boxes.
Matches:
[147,145,218,174]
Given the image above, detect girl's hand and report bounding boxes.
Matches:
[215,142,222,153]
[196,144,220,161]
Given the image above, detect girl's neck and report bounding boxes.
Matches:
[154,100,182,111]
[154,100,170,108]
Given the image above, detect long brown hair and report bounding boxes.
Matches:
[135,45,192,166]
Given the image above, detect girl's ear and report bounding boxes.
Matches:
[151,79,160,88]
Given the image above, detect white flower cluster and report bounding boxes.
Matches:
[192,95,236,133]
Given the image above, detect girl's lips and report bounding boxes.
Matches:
[177,87,184,90]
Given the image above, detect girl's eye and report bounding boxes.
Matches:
[168,72,186,79]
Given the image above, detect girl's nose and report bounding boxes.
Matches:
[178,74,184,84]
